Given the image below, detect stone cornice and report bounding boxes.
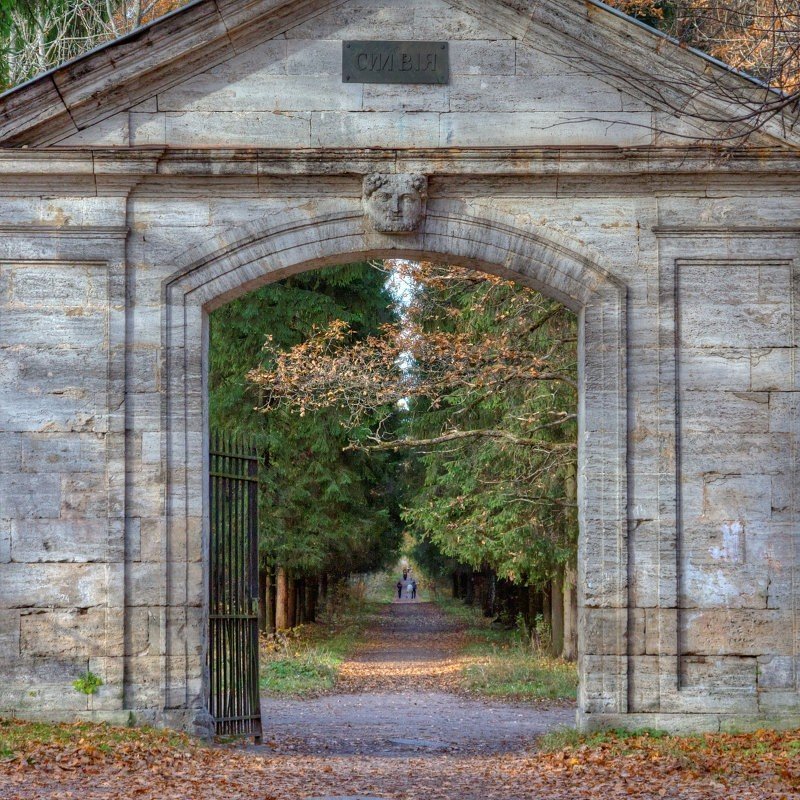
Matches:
[0,146,798,179]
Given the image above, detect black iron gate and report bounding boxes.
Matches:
[208,432,263,741]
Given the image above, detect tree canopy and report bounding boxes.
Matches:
[209,263,403,579]
[249,261,579,586]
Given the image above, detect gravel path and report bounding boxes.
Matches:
[257,601,575,758]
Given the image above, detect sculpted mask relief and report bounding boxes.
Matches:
[363,173,428,232]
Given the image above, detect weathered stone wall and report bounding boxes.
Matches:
[0,0,797,734]
[52,0,655,149]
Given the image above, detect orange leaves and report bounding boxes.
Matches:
[2,710,800,799]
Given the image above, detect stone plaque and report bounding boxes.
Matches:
[343,41,449,85]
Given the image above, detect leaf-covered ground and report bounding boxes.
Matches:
[2,601,798,799]
[2,718,799,799]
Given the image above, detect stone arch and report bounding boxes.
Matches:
[159,199,629,728]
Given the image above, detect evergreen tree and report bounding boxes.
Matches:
[209,263,403,588]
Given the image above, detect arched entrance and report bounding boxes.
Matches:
[161,201,628,731]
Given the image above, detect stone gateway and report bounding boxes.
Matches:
[0,0,797,735]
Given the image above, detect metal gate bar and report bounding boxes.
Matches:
[208,431,263,741]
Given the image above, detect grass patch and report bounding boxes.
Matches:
[538,726,668,753]
[436,596,578,702]
[536,725,800,788]
[0,718,189,762]
[260,586,381,697]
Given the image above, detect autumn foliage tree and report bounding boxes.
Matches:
[250,261,580,649]
[612,0,798,92]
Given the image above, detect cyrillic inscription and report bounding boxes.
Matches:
[343,41,449,85]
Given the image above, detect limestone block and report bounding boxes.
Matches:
[751,347,794,391]
[15,433,106,474]
[0,389,106,435]
[580,655,627,713]
[701,473,772,523]
[138,518,167,563]
[361,84,449,113]
[122,655,165,707]
[128,563,167,606]
[658,195,800,228]
[680,656,758,713]
[769,391,799,434]
[757,655,796,690]
[628,655,661,712]
[681,609,791,657]
[450,40,516,75]
[449,75,626,113]
[55,113,130,146]
[770,472,795,524]
[413,3,511,39]
[60,472,108,519]
[141,431,162,465]
[0,672,89,713]
[130,112,166,145]
[127,392,161,432]
[312,111,440,148]
[0,520,10,563]
[284,39,340,75]
[514,42,588,77]
[629,521,677,609]
[164,111,312,147]
[128,347,160,394]
[126,465,164,518]
[0,610,19,654]
[126,607,163,657]
[681,433,786,475]
[681,391,770,434]
[679,264,792,349]
[0,473,61,518]
[131,200,213,232]
[87,656,125,711]
[757,690,800,717]
[628,608,646,656]
[644,609,678,655]
[0,563,108,608]
[284,2,415,39]
[583,608,627,656]
[683,560,769,610]
[11,519,109,563]
[159,74,363,112]
[6,265,108,309]
[20,608,107,657]
[0,308,107,349]
[441,112,652,147]
[679,348,751,391]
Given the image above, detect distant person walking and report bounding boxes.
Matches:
[411,580,417,600]
[396,580,403,599]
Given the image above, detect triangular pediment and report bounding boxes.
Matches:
[0,0,796,149]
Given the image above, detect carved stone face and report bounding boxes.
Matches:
[363,173,428,233]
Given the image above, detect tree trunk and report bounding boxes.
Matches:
[307,580,318,623]
[287,575,297,628]
[275,567,289,630]
[297,577,307,623]
[551,571,565,658]
[542,585,552,647]
[563,565,578,661]
[259,566,274,634]
[268,566,276,633]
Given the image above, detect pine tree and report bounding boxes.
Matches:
[209,263,403,626]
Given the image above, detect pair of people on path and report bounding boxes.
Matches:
[396,577,417,600]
